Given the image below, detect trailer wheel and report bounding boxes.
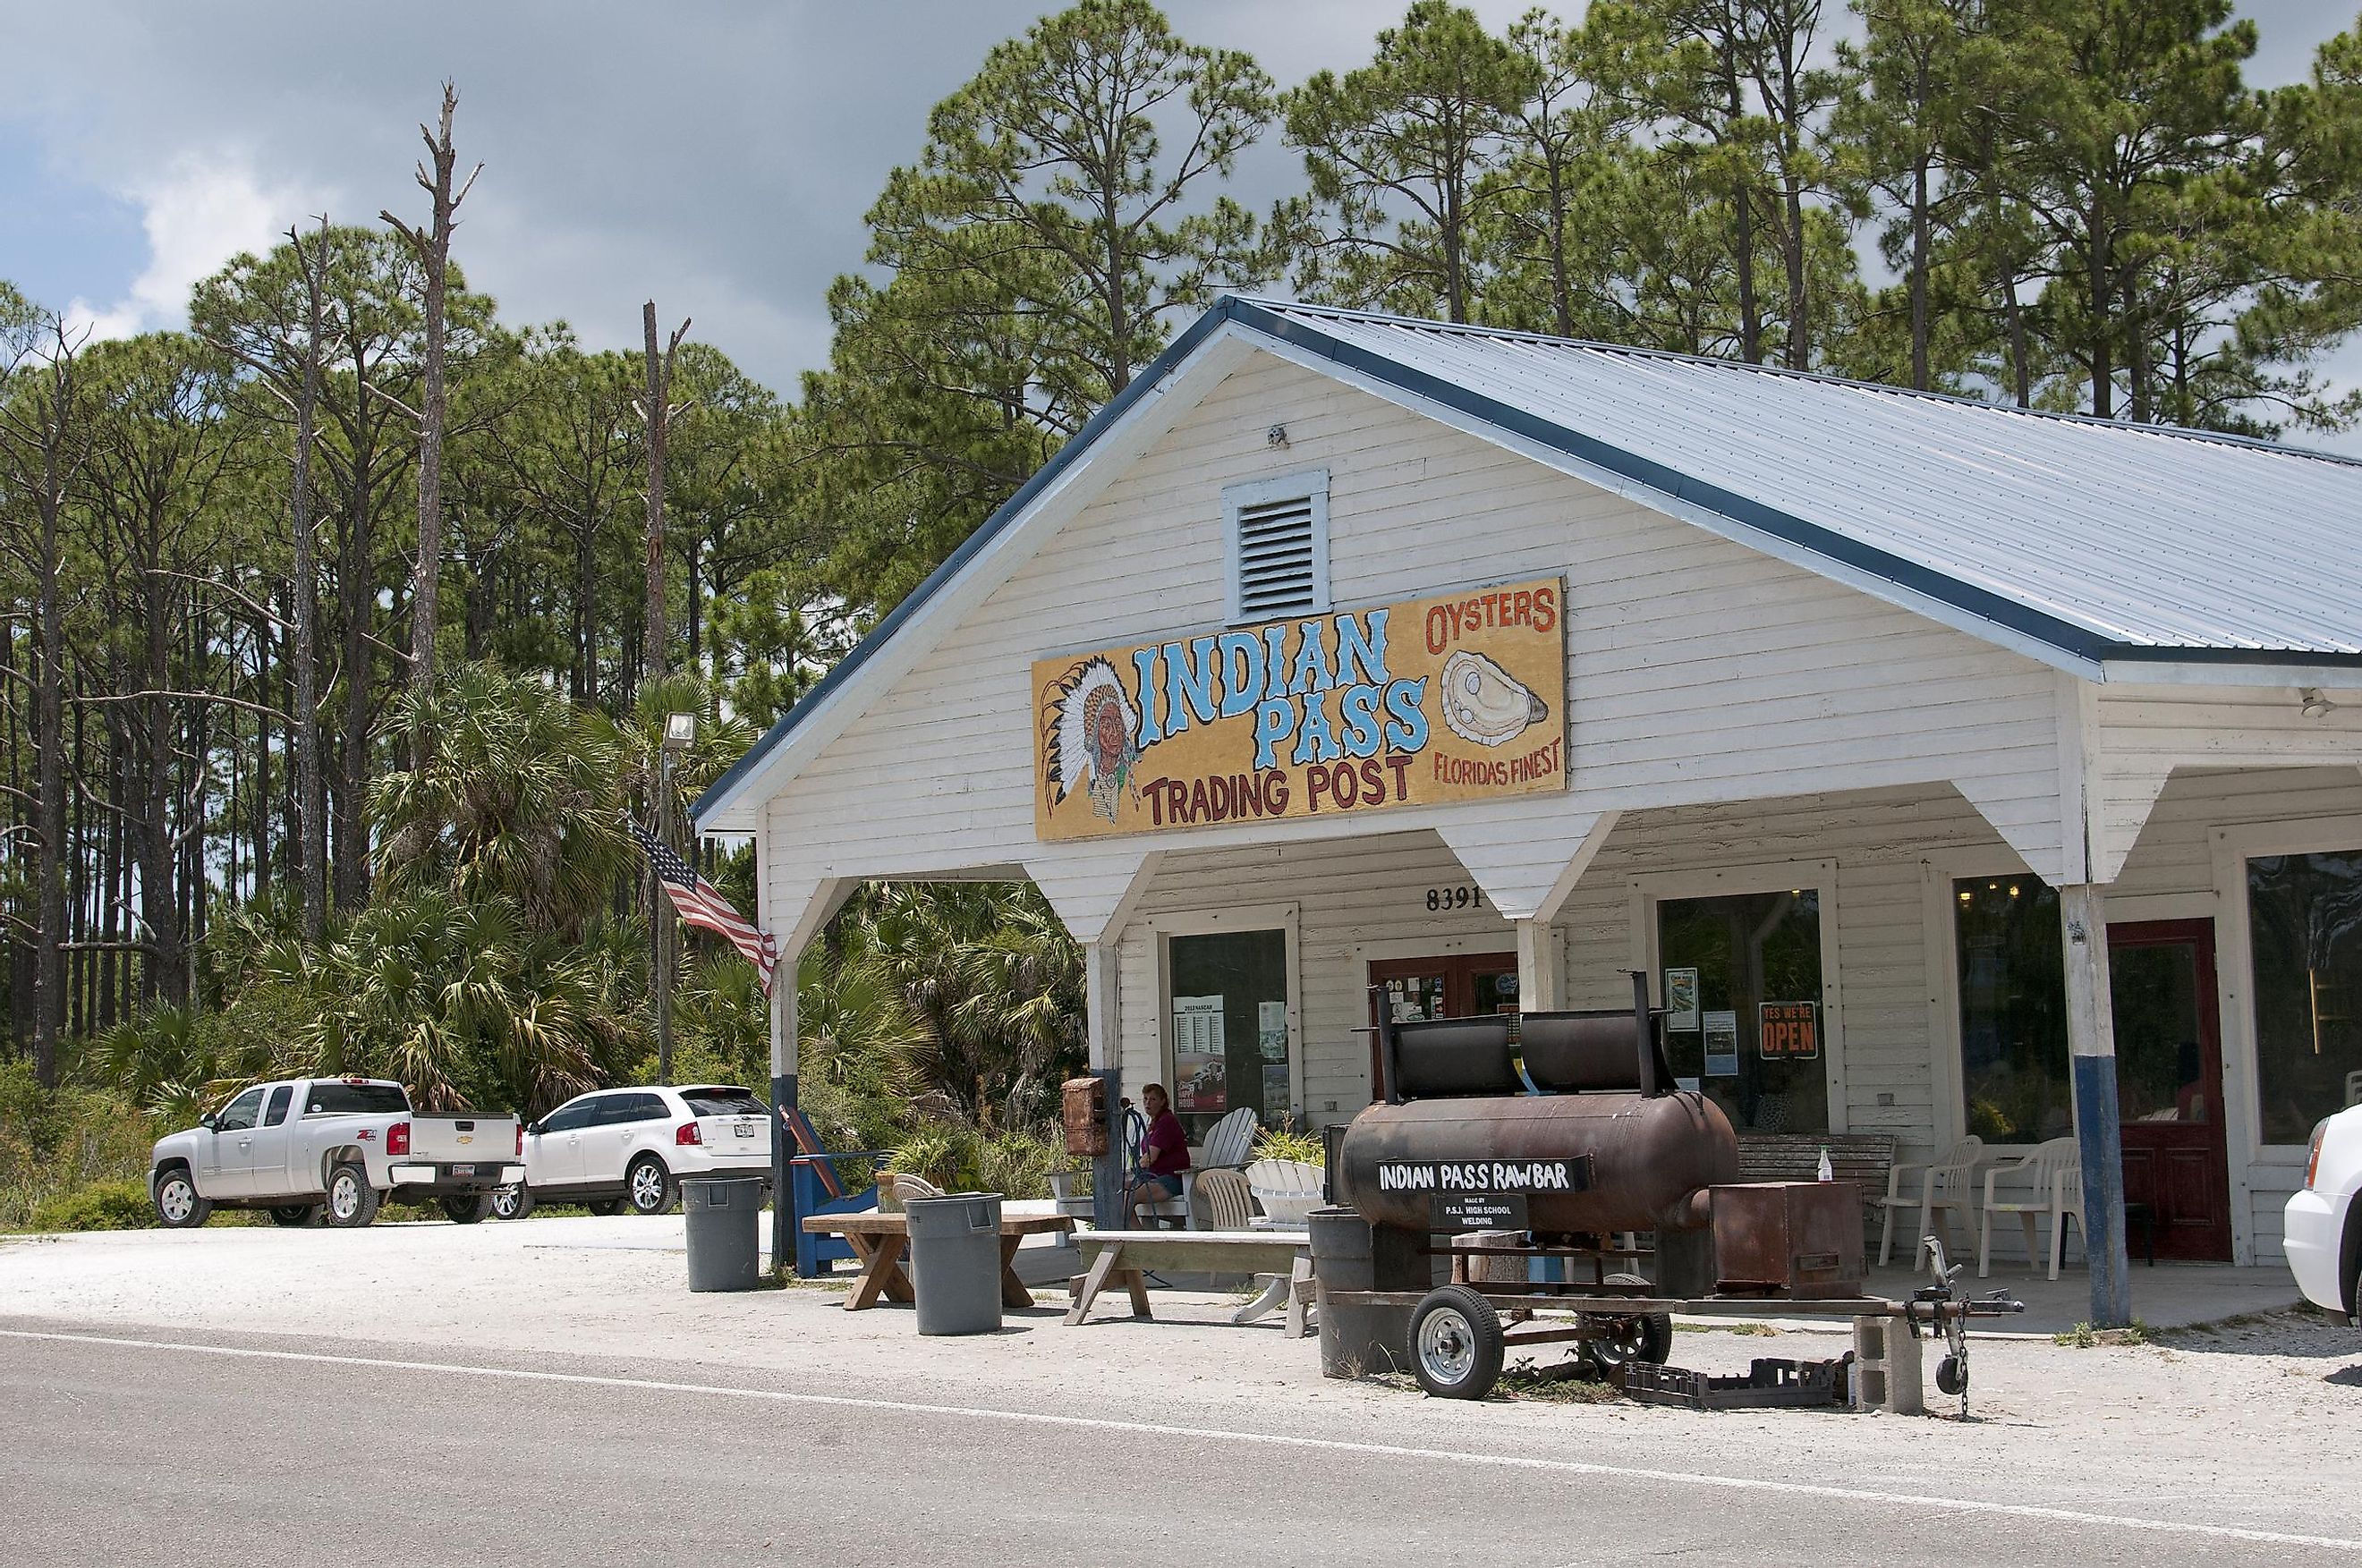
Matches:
[1583,1312,1674,1372]
[440,1193,494,1225]
[268,1204,320,1227]
[1408,1285,1505,1400]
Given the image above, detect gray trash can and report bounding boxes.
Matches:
[682,1175,764,1293]
[905,1192,1003,1335]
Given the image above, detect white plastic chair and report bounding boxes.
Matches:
[1976,1136,2082,1278]
[1245,1157,1323,1226]
[1873,1135,1984,1266]
[1193,1167,1257,1232]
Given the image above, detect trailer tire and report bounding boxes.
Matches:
[586,1198,624,1217]
[322,1162,380,1228]
[1583,1311,1674,1371]
[441,1193,494,1225]
[268,1204,321,1227]
[1408,1285,1505,1400]
[153,1166,209,1229]
[490,1183,532,1222]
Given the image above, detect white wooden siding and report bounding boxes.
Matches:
[759,350,2069,921]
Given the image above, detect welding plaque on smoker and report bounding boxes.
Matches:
[1433,1191,1529,1230]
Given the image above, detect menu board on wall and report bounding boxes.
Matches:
[1172,995,1228,1113]
[1033,578,1567,841]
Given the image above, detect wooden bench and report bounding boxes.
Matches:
[1737,1134,1897,1253]
[1064,1229,1313,1337]
[802,1211,1075,1311]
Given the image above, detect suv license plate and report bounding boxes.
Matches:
[735,1125,755,1138]
[450,1164,476,1176]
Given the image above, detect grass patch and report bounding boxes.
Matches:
[2054,1318,2151,1347]
[1687,1320,1782,1336]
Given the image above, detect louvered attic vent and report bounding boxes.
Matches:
[1223,469,1331,624]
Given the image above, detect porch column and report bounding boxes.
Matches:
[1515,920,1565,1012]
[769,962,798,1271]
[1085,939,1126,1231]
[763,872,856,1273]
[2059,882,2132,1327]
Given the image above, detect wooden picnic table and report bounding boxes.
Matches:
[1064,1228,1313,1336]
[801,1210,1075,1311]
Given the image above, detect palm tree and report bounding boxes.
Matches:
[370,664,633,941]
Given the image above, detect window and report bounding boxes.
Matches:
[2247,850,2362,1144]
[262,1086,293,1128]
[1658,890,1828,1133]
[683,1088,766,1118]
[600,1093,667,1125]
[540,1098,601,1134]
[1223,470,1330,624]
[1954,877,2073,1144]
[214,1088,264,1133]
[1168,928,1291,1141]
[304,1083,410,1116]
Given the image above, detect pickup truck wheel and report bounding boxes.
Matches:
[490,1184,532,1221]
[153,1169,210,1229]
[322,1162,381,1228]
[440,1193,494,1225]
[586,1198,624,1217]
[268,1204,321,1228]
[625,1155,676,1216]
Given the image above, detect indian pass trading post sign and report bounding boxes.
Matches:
[1034,577,1567,842]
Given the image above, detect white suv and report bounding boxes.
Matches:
[2286,1105,2362,1326]
[492,1085,772,1219]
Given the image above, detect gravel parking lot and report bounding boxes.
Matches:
[3,1214,2358,1545]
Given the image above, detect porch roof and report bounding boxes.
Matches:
[697,296,2362,832]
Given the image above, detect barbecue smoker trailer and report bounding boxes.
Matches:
[1318,976,2019,1405]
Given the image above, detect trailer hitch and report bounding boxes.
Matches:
[1900,1237,2025,1416]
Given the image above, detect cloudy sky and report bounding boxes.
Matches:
[2,1,2353,420]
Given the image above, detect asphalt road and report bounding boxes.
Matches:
[3,1320,2352,1568]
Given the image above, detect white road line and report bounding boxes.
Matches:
[4,1326,2352,1554]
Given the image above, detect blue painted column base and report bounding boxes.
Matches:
[770,1071,797,1272]
[1091,1066,1124,1231]
[2071,1053,2132,1327]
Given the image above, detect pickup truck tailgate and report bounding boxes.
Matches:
[408,1115,518,1174]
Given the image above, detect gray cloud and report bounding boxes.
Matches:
[4,0,2352,445]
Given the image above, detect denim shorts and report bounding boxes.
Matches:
[1139,1171,1184,1198]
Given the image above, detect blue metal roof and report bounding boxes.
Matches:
[697,295,2362,826]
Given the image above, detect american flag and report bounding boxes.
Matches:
[625,816,777,995]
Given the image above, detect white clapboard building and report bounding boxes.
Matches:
[696,297,2362,1284]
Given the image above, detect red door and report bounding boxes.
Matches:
[2108,920,2233,1262]
[1365,954,1518,1098]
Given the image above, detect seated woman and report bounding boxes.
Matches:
[1126,1082,1191,1226]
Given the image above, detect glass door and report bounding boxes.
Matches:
[1168,928,1292,1141]
[1657,889,1829,1134]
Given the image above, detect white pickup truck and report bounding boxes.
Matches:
[149,1077,524,1229]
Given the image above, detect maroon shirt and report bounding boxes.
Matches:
[1144,1110,1191,1175]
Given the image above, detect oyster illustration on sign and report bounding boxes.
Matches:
[1043,657,1143,823]
[1439,649,1547,747]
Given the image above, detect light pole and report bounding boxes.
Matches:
[656,710,696,1084]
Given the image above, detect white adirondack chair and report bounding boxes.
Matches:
[1873,1135,1984,1266]
[1245,1157,1324,1226]
[1976,1136,2084,1279]
[1186,1108,1262,1229]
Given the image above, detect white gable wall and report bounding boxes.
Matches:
[759,350,2071,925]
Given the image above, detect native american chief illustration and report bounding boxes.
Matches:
[1043,657,1143,823]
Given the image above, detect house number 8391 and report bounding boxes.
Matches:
[1424,885,1484,912]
